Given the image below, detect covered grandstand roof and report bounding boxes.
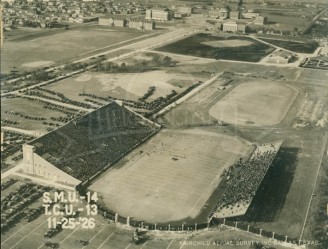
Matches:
[28,101,159,182]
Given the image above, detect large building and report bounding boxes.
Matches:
[222,21,247,33]
[22,101,160,187]
[208,8,229,19]
[146,8,174,21]
[98,15,127,27]
[254,15,267,25]
[129,18,155,30]
[230,11,241,20]
[222,21,238,32]
[175,6,194,16]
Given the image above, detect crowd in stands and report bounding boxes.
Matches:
[210,146,279,217]
[31,102,159,182]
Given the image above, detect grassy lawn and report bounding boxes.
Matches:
[156,33,275,62]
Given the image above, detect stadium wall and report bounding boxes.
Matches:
[23,144,81,186]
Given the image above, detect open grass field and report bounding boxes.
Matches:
[43,70,198,102]
[155,33,275,62]
[89,129,251,224]
[209,81,299,126]
[1,26,151,74]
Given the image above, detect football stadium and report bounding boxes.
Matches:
[18,81,287,227]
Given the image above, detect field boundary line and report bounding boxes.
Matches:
[166,240,174,249]
[1,216,45,244]
[81,226,106,249]
[96,232,114,249]
[8,220,47,249]
[299,132,328,241]
[140,241,148,249]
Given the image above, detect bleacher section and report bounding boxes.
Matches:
[26,101,159,183]
[210,141,283,218]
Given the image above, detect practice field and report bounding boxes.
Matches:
[89,129,250,223]
[1,27,151,74]
[155,33,275,62]
[209,81,299,126]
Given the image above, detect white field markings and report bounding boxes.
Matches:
[81,226,107,249]
[140,241,148,249]
[166,240,174,249]
[0,214,44,244]
[186,158,227,217]
[299,132,328,241]
[96,232,114,249]
[7,219,48,249]
[310,101,323,122]
[124,243,132,249]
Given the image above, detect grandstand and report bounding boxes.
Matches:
[22,101,160,186]
[210,141,283,219]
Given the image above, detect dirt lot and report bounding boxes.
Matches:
[209,81,299,126]
[43,70,198,103]
[89,128,250,224]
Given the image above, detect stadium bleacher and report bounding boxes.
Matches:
[29,101,159,182]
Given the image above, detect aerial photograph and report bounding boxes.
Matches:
[0,0,327,248]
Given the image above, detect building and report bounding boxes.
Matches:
[222,21,247,33]
[237,23,246,33]
[223,21,238,32]
[22,101,160,187]
[129,18,155,30]
[176,6,194,16]
[230,11,241,20]
[219,8,230,19]
[254,15,267,25]
[111,15,127,27]
[146,8,174,21]
[208,9,221,18]
[98,15,127,27]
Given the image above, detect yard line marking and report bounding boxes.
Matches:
[1,219,42,244]
[96,232,114,249]
[124,243,131,249]
[8,219,48,249]
[60,225,81,244]
[82,226,107,249]
[166,240,174,249]
[140,241,148,249]
[37,243,45,249]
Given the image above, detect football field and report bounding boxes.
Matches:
[90,129,251,223]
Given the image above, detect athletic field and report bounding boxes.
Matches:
[209,81,299,126]
[89,129,251,223]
